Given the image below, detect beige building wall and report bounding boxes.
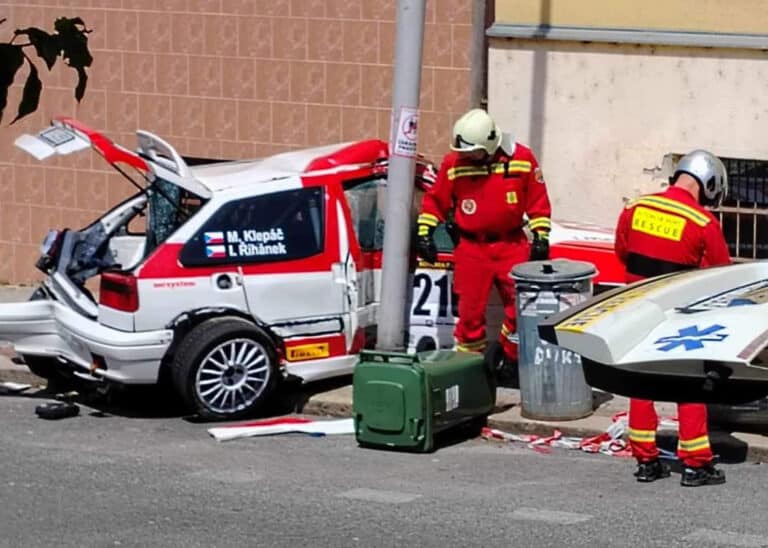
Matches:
[489,41,768,226]
[0,0,472,284]
[490,0,768,227]
[496,0,768,34]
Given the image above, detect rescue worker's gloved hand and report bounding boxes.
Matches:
[529,231,550,261]
[416,231,438,263]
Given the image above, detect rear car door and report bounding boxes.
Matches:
[181,185,347,343]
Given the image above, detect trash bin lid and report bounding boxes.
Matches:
[511,259,597,283]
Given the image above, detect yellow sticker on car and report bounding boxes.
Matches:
[631,206,686,241]
[506,191,517,204]
[556,277,673,333]
[286,342,330,361]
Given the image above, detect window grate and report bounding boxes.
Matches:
[711,157,768,261]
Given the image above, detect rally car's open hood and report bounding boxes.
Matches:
[14,117,212,199]
[540,261,768,403]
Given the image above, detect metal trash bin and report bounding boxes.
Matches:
[511,259,597,420]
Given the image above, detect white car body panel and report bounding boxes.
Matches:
[549,264,766,366]
[0,300,172,384]
[541,262,768,403]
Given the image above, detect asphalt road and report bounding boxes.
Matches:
[2,392,768,548]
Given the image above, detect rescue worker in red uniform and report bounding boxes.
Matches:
[416,109,552,365]
[615,149,731,487]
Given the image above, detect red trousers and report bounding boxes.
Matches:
[452,233,529,360]
[628,398,713,468]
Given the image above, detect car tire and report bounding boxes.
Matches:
[172,317,280,421]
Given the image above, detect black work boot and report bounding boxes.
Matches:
[634,460,671,482]
[681,464,726,487]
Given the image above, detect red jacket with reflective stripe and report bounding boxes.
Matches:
[614,186,731,282]
[420,143,551,236]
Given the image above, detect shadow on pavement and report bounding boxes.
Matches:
[657,430,750,467]
[3,375,356,423]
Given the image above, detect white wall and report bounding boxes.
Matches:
[489,39,768,227]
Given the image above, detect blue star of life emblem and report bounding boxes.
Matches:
[654,324,729,352]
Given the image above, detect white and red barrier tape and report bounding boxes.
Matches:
[481,411,679,458]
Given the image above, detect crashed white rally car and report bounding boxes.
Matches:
[539,261,768,404]
[6,117,624,419]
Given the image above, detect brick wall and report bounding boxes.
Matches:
[0,0,472,283]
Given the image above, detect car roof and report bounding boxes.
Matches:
[190,140,390,193]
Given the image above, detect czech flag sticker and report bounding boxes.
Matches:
[204,231,225,244]
[205,245,227,258]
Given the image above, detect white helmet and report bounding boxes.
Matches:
[450,109,502,156]
[672,149,729,207]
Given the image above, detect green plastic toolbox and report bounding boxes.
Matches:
[352,350,497,452]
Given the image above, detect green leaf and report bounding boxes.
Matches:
[0,44,25,123]
[14,27,60,70]
[11,60,42,124]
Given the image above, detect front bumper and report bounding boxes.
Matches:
[0,300,173,384]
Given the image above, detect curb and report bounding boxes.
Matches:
[0,365,44,387]
[301,390,768,464]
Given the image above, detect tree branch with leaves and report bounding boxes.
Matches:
[0,16,93,124]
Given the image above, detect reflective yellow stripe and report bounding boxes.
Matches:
[534,230,550,241]
[507,160,532,173]
[501,324,511,336]
[628,428,657,442]
[631,196,710,227]
[456,340,486,352]
[447,166,487,180]
[528,217,551,230]
[447,163,509,180]
[417,213,439,227]
[417,226,430,236]
[678,435,710,452]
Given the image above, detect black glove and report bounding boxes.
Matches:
[416,224,438,263]
[529,231,550,261]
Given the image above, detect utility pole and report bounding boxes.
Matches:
[377,0,427,351]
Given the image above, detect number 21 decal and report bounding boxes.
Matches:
[412,273,459,318]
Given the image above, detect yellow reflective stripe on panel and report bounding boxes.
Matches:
[628,428,657,442]
[634,196,710,227]
[678,435,711,452]
[555,275,676,333]
[417,226,431,236]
